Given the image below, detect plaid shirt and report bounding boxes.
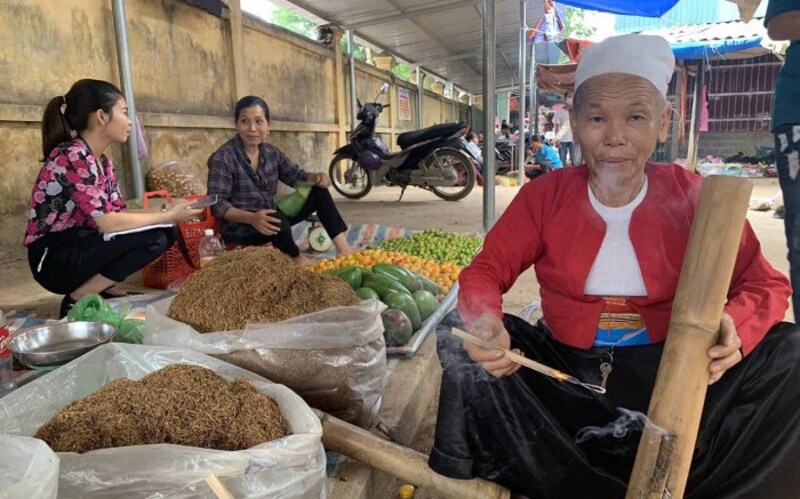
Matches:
[207,136,308,225]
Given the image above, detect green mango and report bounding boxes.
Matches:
[412,290,438,321]
[356,287,380,301]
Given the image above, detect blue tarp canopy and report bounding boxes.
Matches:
[557,0,680,17]
[671,37,764,59]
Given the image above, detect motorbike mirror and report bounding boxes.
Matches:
[374,83,390,101]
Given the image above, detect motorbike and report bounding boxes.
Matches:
[329,84,476,201]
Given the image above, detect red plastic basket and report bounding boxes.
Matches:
[140,191,218,289]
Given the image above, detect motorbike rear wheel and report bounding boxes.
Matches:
[428,148,476,201]
[329,154,373,199]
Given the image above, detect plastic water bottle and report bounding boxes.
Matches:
[0,310,15,395]
[198,229,223,267]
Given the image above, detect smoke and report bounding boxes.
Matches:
[575,408,668,444]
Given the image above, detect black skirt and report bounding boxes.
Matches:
[429,311,800,499]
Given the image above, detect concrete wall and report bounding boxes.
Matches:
[694,131,774,161]
[0,0,469,246]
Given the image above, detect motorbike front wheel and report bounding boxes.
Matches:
[429,149,476,201]
[329,154,373,199]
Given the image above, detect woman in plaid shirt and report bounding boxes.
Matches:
[207,96,355,265]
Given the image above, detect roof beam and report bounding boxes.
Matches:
[348,0,476,29]
[416,52,476,65]
[382,0,481,77]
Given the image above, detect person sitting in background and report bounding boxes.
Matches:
[460,132,483,173]
[524,134,563,180]
[24,79,201,317]
[207,96,355,266]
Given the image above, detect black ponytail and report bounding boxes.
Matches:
[41,79,123,161]
[41,96,71,161]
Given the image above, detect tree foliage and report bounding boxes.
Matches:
[272,7,316,39]
[561,7,596,40]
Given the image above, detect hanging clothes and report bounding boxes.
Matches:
[699,84,709,133]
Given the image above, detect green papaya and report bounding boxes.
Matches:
[381,308,414,347]
[356,287,380,301]
[329,266,363,289]
[362,273,411,299]
[411,272,441,296]
[372,263,422,292]
[412,290,438,321]
[384,291,422,330]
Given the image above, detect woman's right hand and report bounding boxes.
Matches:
[248,209,282,236]
[463,313,523,377]
[165,199,204,222]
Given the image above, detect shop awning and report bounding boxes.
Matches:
[555,0,680,17]
[671,36,764,60]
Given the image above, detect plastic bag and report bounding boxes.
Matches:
[145,297,387,428]
[0,343,326,499]
[0,435,59,499]
[146,160,206,197]
[748,197,771,211]
[67,294,144,344]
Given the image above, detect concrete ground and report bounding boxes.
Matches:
[2,177,789,321]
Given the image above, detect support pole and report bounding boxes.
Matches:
[685,60,705,172]
[332,26,347,147]
[227,0,246,100]
[451,85,456,121]
[517,0,528,185]
[482,0,496,232]
[111,0,144,198]
[347,30,358,131]
[389,82,397,148]
[317,410,510,499]
[416,67,424,128]
[530,43,538,137]
[626,176,753,499]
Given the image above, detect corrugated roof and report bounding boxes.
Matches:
[640,17,766,44]
[267,0,549,93]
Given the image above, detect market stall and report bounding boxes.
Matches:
[0,221,491,497]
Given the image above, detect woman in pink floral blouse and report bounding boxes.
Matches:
[24,79,201,317]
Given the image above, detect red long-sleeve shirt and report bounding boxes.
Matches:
[458,163,790,355]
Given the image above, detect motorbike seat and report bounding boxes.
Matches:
[397,122,464,150]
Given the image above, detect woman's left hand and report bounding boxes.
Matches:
[707,313,743,385]
[309,173,331,188]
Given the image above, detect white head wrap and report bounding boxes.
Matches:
[575,34,675,97]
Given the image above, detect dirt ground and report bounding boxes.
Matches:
[0,178,790,322]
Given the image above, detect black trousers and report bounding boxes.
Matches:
[775,123,800,318]
[222,186,348,257]
[430,311,800,499]
[27,227,176,295]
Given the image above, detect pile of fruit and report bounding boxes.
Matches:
[372,229,482,266]
[310,249,461,297]
[310,258,451,348]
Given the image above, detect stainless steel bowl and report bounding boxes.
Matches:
[9,321,118,368]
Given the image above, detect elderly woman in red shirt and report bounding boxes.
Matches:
[429,35,800,498]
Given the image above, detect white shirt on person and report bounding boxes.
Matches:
[553,108,573,142]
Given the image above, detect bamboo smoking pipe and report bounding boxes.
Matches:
[626,175,752,498]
